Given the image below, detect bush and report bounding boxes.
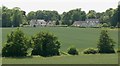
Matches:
[2,28,29,57]
[117,49,120,53]
[83,48,98,54]
[31,32,61,57]
[97,30,116,53]
[102,23,109,27]
[67,47,79,55]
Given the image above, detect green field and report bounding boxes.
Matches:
[2,54,118,64]
[2,27,119,64]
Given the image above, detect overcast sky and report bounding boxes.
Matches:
[1,0,120,14]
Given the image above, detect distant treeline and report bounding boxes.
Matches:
[1,5,120,27]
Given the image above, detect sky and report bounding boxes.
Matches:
[1,0,120,14]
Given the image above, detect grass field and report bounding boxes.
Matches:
[2,54,118,64]
[1,27,119,64]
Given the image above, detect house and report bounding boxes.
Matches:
[73,21,87,27]
[72,19,100,27]
[30,19,55,27]
[30,19,47,27]
[46,21,56,26]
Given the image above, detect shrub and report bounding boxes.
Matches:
[31,32,61,57]
[2,28,29,57]
[67,47,79,55]
[97,30,116,53]
[102,23,109,27]
[83,48,98,54]
[117,49,120,53]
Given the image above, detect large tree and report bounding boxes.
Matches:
[61,8,86,26]
[32,32,61,57]
[2,6,12,27]
[2,28,29,57]
[118,4,120,27]
[97,30,116,53]
[2,6,27,27]
[12,7,23,27]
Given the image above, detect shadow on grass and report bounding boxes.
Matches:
[2,56,33,59]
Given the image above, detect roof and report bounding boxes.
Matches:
[37,20,46,22]
[85,19,99,21]
[73,21,86,25]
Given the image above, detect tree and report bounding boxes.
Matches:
[87,10,96,19]
[55,20,59,25]
[0,7,1,27]
[27,10,60,23]
[118,4,120,27]
[2,6,12,27]
[27,11,36,20]
[12,7,23,27]
[2,6,26,27]
[111,9,118,27]
[61,8,86,26]
[2,28,29,57]
[97,30,116,53]
[32,32,61,57]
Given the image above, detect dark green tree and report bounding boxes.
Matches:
[111,9,118,27]
[12,7,23,27]
[27,11,36,20]
[55,20,59,25]
[97,30,116,53]
[118,4,120,27]
[2,28,29,57]
[61,8,86,26]
[2,6,12,27]
[32,32,61,57]
[0,7,1,27]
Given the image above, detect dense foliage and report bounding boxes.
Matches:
[2,6,27,27]
[0,7,1,27]
[61,8,86,26]
[67,47,79,55]
[27,10,60,22]
[97,30,116,53]
[32,32,61,57]
[117,49,120,53]
[118,5,120,27]
[2,28,29,57]
[2,6,119,27]
[83,48,98,54]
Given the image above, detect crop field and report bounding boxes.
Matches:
[1,27,119,64]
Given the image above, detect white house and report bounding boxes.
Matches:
[30,19,55,27]
[30,19,47,27]
[73,19,100,27]
[46,21,56,26]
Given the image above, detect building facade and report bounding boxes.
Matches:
[73,19,100,27]
[30,19,55,27]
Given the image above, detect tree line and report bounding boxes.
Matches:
[1,5,120,27]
